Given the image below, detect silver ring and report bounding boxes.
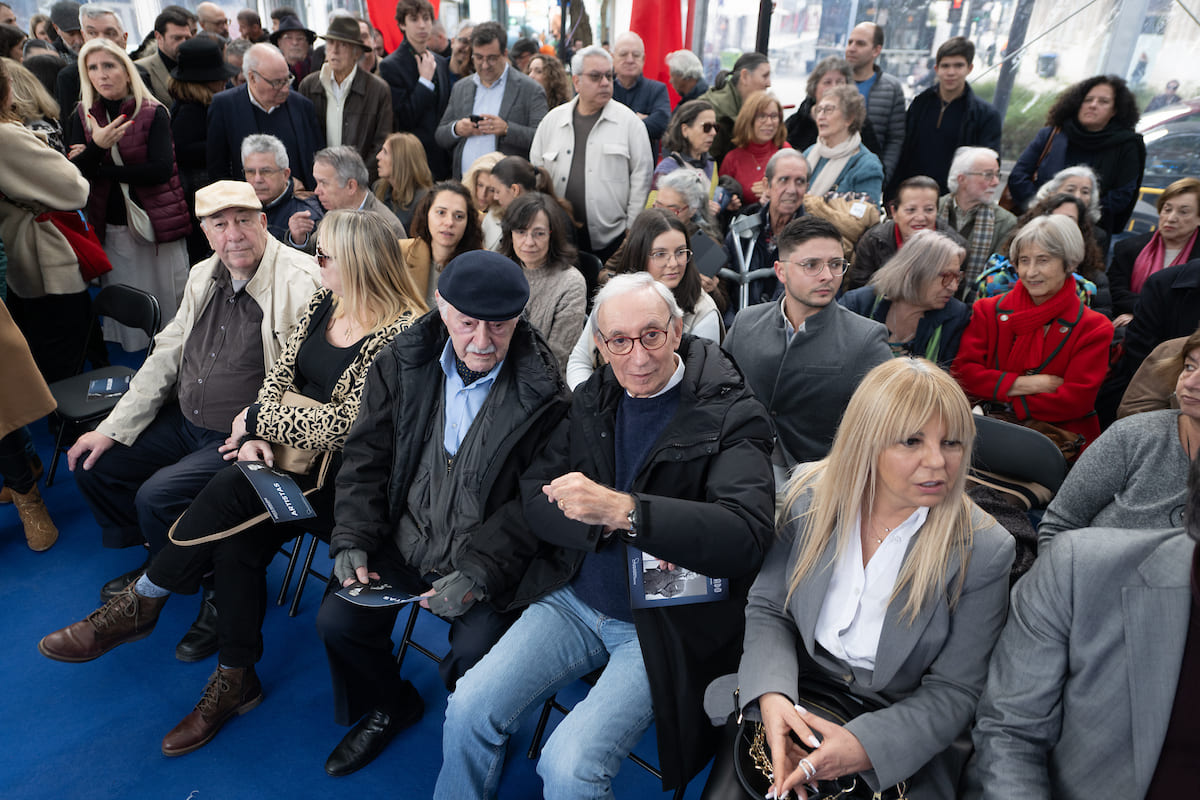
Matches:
[799,758,816,781]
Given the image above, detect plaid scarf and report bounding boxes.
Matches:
[939,196,995,290]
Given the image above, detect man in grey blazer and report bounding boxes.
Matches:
[135,8,192,106]
[968,461,1200,798]
[723,216,891,487]
[434,21,548,179]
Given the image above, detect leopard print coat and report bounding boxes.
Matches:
[249,289,419,451]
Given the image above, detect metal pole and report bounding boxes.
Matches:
[754,0,772,54]
[992,0,1034,119]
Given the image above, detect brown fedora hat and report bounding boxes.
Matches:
[320,16,369,51]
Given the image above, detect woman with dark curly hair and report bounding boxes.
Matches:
[526,52,572,110]
[401,180,484,306]
[1005,75,1145,236]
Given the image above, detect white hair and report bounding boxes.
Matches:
[658,169,708,213]
[588,272,683,338]
[79,5,120,26]
[571,44,612,74]
[1036,165,1103,224]
[242,42,284,79]
[666,49,703,81]
[241,133,289,169]
[947,146,999,194]
[614,31,644,52]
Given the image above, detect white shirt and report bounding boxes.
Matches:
[319,63,357,147]
[813,506,928,670]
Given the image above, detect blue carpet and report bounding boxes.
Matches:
[0,353,711,799]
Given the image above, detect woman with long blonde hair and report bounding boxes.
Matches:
[66,37,191,350]
[702,358,1014,800]
[373,131,434,230]
[38,209,427,757]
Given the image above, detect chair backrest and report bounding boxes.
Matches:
[92,284,162,355]
[576,251,602,312]
[972,414,1069,495]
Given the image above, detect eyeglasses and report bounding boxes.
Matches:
[581,70,615,83]
[252,70,294,90]
[315,248,334,267]
[700,121,719,133]
[649,247,692,265]
[513,227,549,241]
[782,258,848,276]
[653,201,689,216]
[812,104,839,115]
[755,112,781,122]
[600,328,669,355]
[964,170,1001,180]
[939,270,964,288]
[472,52,504,65]
[244,167,282,177]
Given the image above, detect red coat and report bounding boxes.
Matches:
[952,291,1113,449]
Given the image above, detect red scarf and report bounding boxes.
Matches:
[1131,228,1199,293]
[1002,277,1081,373]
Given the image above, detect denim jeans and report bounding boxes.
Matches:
[435,585,655,800]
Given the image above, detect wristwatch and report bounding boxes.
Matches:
[625,499,638,538]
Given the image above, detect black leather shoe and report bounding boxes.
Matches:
[100,554,152,603]
[324,683,425,777]
[175,587,219,662]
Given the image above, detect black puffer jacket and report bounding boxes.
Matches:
[507,335,775,789]
[330,311,570,601]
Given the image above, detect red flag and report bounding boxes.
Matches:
[365,0,441,53]
[629,0,683,98]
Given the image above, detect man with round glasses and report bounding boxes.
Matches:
[724,216,890,486]
[435,21,548,179]
[207,43,322,189]
[436,271,774,798]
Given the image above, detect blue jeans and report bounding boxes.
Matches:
[435,586,655,800]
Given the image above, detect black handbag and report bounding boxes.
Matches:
[731,674,907,800]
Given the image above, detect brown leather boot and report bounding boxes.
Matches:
[0,454,43,505]
[12,485,58,551]
[162,666,264,756]
[38,584,168,662]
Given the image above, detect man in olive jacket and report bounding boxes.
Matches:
[435,272,775,798]
[315,251,569,778]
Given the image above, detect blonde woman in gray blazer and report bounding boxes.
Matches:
[703,358,1014,799]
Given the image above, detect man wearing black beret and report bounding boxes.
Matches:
[314,250,570,777]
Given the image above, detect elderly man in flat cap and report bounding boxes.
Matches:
[65,180,319,657]
[315,250,570,777]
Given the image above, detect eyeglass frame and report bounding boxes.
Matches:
[938,270,964,288]
[648,246,693,265]
[779,257,849,276]
[599,328,671,356]
[579,70,615,84]
[315,247,334,268]
[963,170,1002,181]
[251,69,294,90]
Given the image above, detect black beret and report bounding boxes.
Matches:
[438,251,529,321]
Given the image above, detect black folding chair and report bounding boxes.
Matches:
[45,285,161,485]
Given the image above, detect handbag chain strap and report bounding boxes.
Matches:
[747,721,909,800]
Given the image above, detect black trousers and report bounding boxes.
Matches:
[0,428,36,494]
[147,462,332,667]
[314,538,520,726]
[74,403,228,551]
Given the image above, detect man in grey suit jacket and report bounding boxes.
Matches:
[723,216,891,486]
[968,462,1200,798]
[434,21,548,179]
[135,9,192,106]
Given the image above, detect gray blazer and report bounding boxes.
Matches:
[967,527,1194,799]
[723,300,891,466]
[434,66,549,178]
[735,489,1014,796]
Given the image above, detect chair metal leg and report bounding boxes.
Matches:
[44,418,68,487]
[526,695,557,759]
[288,535,321,617]
[276,533,305,607]
[394,602,423,670]
[673,785,686,800]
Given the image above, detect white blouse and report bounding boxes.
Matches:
[813,506,928,670]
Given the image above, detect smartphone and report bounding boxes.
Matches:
[713,186,731,210]
[470,114,484,124]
